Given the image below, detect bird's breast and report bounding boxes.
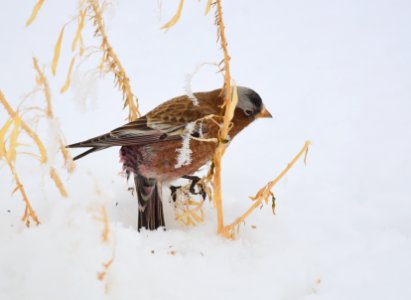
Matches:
[120,138,217,183]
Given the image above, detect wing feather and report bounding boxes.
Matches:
[66,91,223,160]
[66,116,183,149]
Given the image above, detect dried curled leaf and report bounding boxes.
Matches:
[51,26,65,76]
[60,56,76,93]
[7,115,23,164]
[0,119,13,158]
[26,0,45,27]
[161,0,185,30]
[204,0,213,15]
[224,83,238,126]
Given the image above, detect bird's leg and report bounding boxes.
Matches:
[182,175,207,200]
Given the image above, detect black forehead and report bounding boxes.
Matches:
[248,90,263,109]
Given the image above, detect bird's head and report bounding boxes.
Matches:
[236,86,272,119]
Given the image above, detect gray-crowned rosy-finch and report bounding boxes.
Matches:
[67,87,272,230]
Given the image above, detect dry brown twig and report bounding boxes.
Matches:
[222,141,312,238]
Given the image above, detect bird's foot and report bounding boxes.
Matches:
[182,175,207,200]
[170,185,181,202]
[170,175,207,202]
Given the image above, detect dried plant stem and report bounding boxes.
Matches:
[97,257,114,294]
[0,91,47,164]
[32,57,75,174]
[211,0,235,234]
[6,157,40,226]
[89,0,140,121]
[33,57,53,118]
[212,146,225,233]
[94,206,111,243]
[50,167,68,198]
[95,205,115,294]
[222,141,311,238]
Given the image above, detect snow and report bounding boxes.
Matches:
[175,122,195,168]
[1,1,411,299]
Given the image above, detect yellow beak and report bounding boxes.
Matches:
[257,106,272,119]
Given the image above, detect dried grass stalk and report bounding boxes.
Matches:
[97,257,114,294]
[94,206,111,243]
[97,258,113,280]
[50,167,68,197]
[89,0,140,121]
[60,143,76,173]
[211,0,235,234]
[26,0,45,27]
[33,57,53,118]
[0,91,41,226]
[7,156,41,226]
[222,141,311,238]
[32,57,75,173]
[94,205,115,294]
[0,91,47,164]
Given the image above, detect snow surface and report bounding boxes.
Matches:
[1,1,411,299]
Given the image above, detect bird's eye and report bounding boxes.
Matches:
[244,109,253,116]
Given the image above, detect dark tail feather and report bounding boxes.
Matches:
[71,146,109,160]
[134,174,165,231]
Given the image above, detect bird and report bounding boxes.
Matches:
[67,87,272,231]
